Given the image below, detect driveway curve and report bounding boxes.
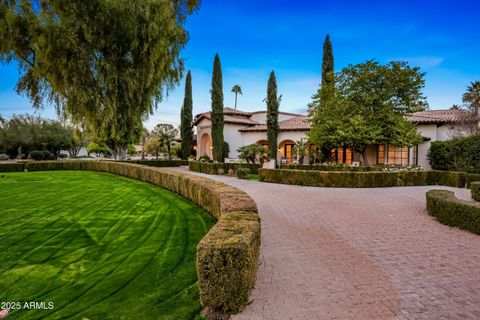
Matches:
[172,168,480,320]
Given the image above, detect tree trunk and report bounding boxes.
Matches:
[234,94,237,109]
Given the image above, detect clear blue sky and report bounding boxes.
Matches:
[1,0,479,129]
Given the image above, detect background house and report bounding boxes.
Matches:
[194,107,474,168]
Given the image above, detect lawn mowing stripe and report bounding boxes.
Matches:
[40,209,175,319]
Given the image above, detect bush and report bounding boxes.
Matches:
[472,182,480,202]
[29,150,45,160]
[199,154,210,162]
[0,162,24,172]
[467,173,480,188]
[426,189,480,234]
[236,167,250,179]
[0,154,9,160]
[43,150,54,160]
[428,141,453,171]
[189,161,262,175]
[281,164,383,172]
[428,136,480,173]
[58,153,68,159]
[123,159,187,167]
[259,169,466,188]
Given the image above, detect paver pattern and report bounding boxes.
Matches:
[174,168,480,320]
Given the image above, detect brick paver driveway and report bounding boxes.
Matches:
[174,168,480,319]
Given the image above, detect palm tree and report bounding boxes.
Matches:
[463,81,480,116]
[231,84,242,109]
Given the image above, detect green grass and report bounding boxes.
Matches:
[0,171,215,320]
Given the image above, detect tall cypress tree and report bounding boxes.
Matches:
[180,70,193,159]
[266,70,280,162]
[320,34,335,104]
[210,53,224,162]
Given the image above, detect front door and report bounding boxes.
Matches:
[284,144,294,164]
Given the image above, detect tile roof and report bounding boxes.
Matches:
[406,109,472,124]
[193,108,259,125]
[239,116,310,132]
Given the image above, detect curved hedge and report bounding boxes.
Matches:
[259,168,467,188]
[280,164,383,172]
[189,160,261,175]
[426,190,480,234]
[123,159,188,167]
[0,160,260,314]
[472,182,480,202]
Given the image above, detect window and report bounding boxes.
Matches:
[378,144,419,166]
[331,147,352,165]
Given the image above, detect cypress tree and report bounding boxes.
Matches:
[266,70,280,162]
[180,70,193,159]
[211,53,224,162]
[320,34,335,104]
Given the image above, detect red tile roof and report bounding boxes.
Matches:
[406,109,472,124]
[193,108,259,126]
[239,116,310,132]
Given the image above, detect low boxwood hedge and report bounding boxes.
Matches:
[259,169,467,188]
[280,164,383,172]
[466,173,480,188]
[0,160,260,314]
[426,189,480,234]
[189,160,261,175]
[471,182,480,202]
[122,159,188,167]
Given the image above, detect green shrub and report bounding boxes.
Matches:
[25,161,65,171]
[428,136,480,173]
[29,150,44,160]
[467,173,480,188]
[199,154,210,162]
[58,153,68,159]
[0,162,24,172]
[236,168,250,179]
[259,169,466,188]
[122,159,187,167]
[197,211,260,313]
[427,141,453,171]
[0,154,9,160]
[426,189,480,234]
[471,182,480,202]
[189,161,261,175]
[280,164,383,172]
[43,150,54,160]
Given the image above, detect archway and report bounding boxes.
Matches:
[278,140,295,164]
[199,133,212,159]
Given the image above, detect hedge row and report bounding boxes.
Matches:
[472,182,480,202]
[466,173,480,188]
[0,161,260,314]
[259,169,470,188]
[426,190,480,234]
[280,164,383,172]
[122,159,188,167]
[189,160,262,175]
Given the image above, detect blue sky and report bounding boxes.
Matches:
[1,0,479,129]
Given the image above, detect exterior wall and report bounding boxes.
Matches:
[224,124,251,158]
[416,124,438,169]
[196,118,212,159]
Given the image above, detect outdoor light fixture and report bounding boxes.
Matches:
[210,146,213,150]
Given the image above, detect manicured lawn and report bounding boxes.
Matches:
[0,171,215,320]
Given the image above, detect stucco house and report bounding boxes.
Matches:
[193,107,474,169]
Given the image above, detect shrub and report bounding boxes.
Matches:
[259,169,466,188]
[58,153,68,159]
[281,164,383,172]
[426,189,480,234]
[236,168,250,179]
[0,162,24,172]
[237,144,265,163]
[0,154,9,160]
[189,161,261,175]
[123,159,187,167]
[29,150,45,160]
[471,182,480,202]
[467,173,480,188]
[199,154,210,162]
[428,141,453,171]
[428,136,480,173]
[43,150,54,160]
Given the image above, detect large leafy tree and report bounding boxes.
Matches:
[210,53,224,162]
[152,123,178,159]
[0,0,199,159]
[180,71,193,159]
[231,84,242,109]
[309,60,427,165]
[266,71,280,161]
[463,81,480,116]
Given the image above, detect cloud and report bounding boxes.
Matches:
[386,56,444,69]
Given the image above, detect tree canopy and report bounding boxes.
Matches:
[463,81,480,116]
[266,71,280,161]
[309,60,428,164]
[0,0,199,159]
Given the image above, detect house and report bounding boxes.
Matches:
[193,107,474,169]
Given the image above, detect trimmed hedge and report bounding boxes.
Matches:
[122,159,188,167]
[426,190,480,234]
[0,160,260,314]
[466,173,480,188]
[259,169,467,188]
[472,182,480,202]
[189,160,262,175]
[280,164,383,172]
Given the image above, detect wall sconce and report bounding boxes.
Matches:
[193,146,197,150]
[277,148,282,153]
[209,146,213,150]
